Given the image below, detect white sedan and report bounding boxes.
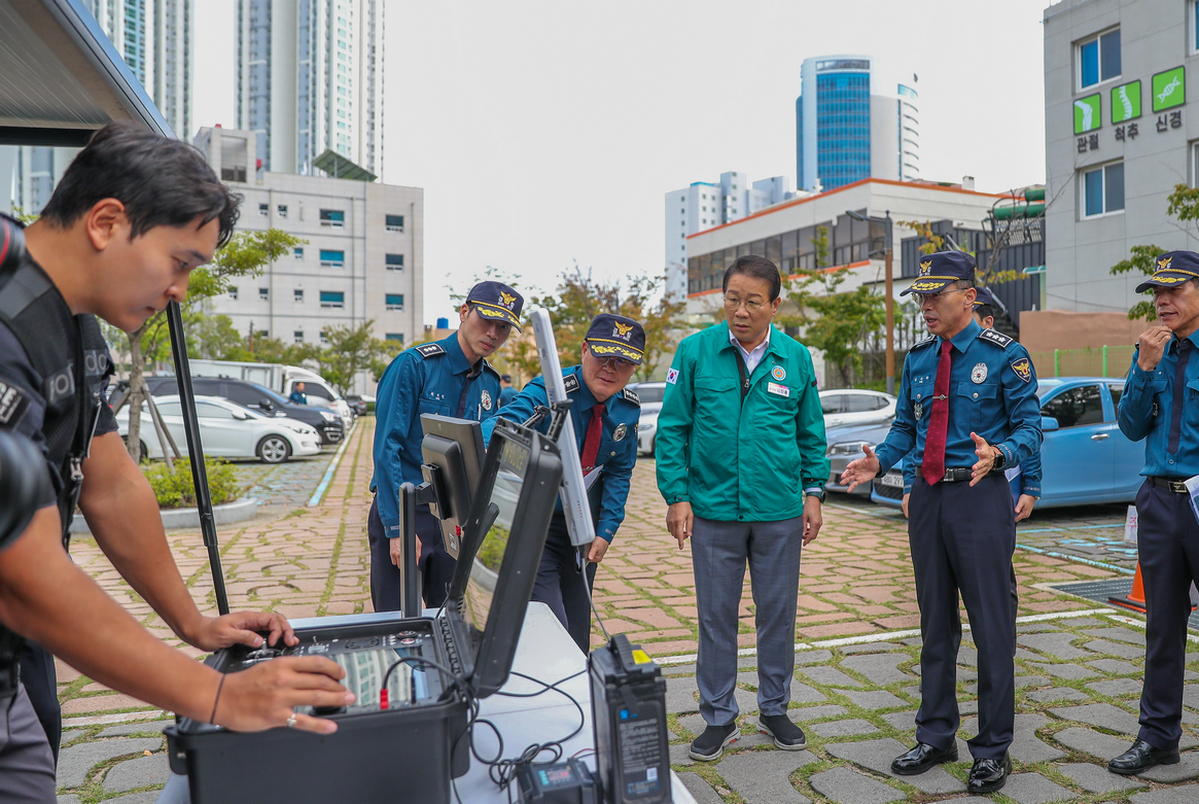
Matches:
[819,389,897,429]
[116,395,322,464]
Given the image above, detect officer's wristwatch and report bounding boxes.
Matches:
[804,487,827,503]
[990,447,1006,472]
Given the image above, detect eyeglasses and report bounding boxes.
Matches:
[916,288,967,303]
[723,296,767,313]
[596,355,637,372]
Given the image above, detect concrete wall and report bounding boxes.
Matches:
[1021,308,1151,351]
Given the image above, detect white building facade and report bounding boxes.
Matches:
[195,126,420,351]
[1043,0,1199,314]
[664,171,799,301]
[237,0,384,177]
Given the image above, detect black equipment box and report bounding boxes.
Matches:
[165,616,469,804]
[515,758,598,804]
[589,636,671,804]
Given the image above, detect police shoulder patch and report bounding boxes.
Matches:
[910,335,937,351]
[0,379,30,426]
[415,343,446,358]
[978,328,1014,349]
[563,373,581,394]
[1010,356,1033,383]
[622,387,640,406]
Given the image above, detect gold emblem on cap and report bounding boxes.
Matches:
[920,259,932,276]
[613,321,634,340]
[499,291,517,308]
[1158,256,1173,272]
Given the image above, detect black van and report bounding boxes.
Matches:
[143,377,344,445]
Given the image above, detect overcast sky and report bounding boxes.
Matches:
[196,0,1051,326]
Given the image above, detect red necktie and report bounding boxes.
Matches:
[922,340,953,485]
[581,403,605,472]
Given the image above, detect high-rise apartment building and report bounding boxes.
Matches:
[664,172,800,301]
[237,0,384,177]
[6,0,193,214]
[795,55,919,191]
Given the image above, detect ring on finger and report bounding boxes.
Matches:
[286,714,297,728]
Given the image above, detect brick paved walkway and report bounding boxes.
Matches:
[53,418,1199,803]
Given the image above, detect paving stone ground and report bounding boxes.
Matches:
[53,418,1199,802]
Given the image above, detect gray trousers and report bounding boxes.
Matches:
[0,686,56,803]
[692,514,803,727]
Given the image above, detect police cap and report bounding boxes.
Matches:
[1135,251,1199,293]
[901,251,977,296]
[973,285,995,308]
[466,281,524,331]
[585,313,645,365]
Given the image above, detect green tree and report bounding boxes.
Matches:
[1110,183,1199,320]
[122,228,305,462]
[778,226,886,386]
[306,320,396,395]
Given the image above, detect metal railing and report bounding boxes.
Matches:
[1028,345,1136,378]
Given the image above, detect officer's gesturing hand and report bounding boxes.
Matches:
[216,656,354,734]
[188,611,299,653]
[969,432,1000,486]
[1137,324,1173,371]
[666,501,693,550]
[840,445,881,493]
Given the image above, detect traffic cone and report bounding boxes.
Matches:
[1109,562,1146,613]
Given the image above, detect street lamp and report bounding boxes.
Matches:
[846,209,895,396]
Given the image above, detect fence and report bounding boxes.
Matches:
[1028,345,1136,378]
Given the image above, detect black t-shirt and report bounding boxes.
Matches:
[0,264,117,511]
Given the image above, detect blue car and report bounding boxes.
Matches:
[871,376,1143,509]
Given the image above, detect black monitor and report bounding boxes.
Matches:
[420,415,486,560]
[439,417,562,698]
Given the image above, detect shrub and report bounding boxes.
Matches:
[143,459,242,509]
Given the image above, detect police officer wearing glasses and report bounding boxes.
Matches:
[841,251,1042,794]
[1109,250,1199,775]
[483,313,644,652]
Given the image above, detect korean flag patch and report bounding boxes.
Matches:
[666,368,679,385]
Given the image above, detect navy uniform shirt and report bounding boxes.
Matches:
[902,444,1043,497]
[875,319,1042,477]
[1118,332,1199,478]
[370,332,501,537]
[481,365,639,543]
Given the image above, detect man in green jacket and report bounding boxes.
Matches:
[656,254,829,762]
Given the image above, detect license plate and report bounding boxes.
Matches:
[879,472,903,488]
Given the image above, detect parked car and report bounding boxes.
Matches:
[820,389,897,428]
[871,376,1142,509]
[115,395,322,464]
[628,382,667,457]
[824,418,895,497]
[345,394,373,417]
[140,376,344,445]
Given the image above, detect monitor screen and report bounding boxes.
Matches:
[441,417,561,697]
[420,415,486,560]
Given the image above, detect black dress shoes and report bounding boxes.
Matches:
[1108,739,1181,775]
[890,742,959,775]
[967,753,1012,794]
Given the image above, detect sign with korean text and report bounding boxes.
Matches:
[1074,93,1101,134]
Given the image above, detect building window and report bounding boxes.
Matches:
[1078,28,1120,90]
[320,291,345,309]
[320,249,345,268]
[294,289,304,302]
[385,253,404,270]
[386,294,404,310]
[386,214,404,232]
[294,330,304,343]
[320,330,329,343]
[294,247,304,260]
[228,286,238,300]
[258,202,269,217]
[385,333,404,343]
[259,287,269,300]
[320,209,345,228]
[1081,161,1125,218]
[277,204,288,218]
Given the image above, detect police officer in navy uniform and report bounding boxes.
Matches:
[842,252,1042,794]
[482,313,643,652]
[1109,250,1199,775]
[369,281,522,611]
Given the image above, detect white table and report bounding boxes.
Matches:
[157,603,696,803]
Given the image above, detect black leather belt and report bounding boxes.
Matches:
[1148,476,1189,493]
[941,467,973,483]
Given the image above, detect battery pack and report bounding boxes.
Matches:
[588,635,671,804]
[515,758,598,804]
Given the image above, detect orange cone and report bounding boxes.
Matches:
[1109,563,1146,613]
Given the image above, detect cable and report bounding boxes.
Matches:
[578,546,611,642]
